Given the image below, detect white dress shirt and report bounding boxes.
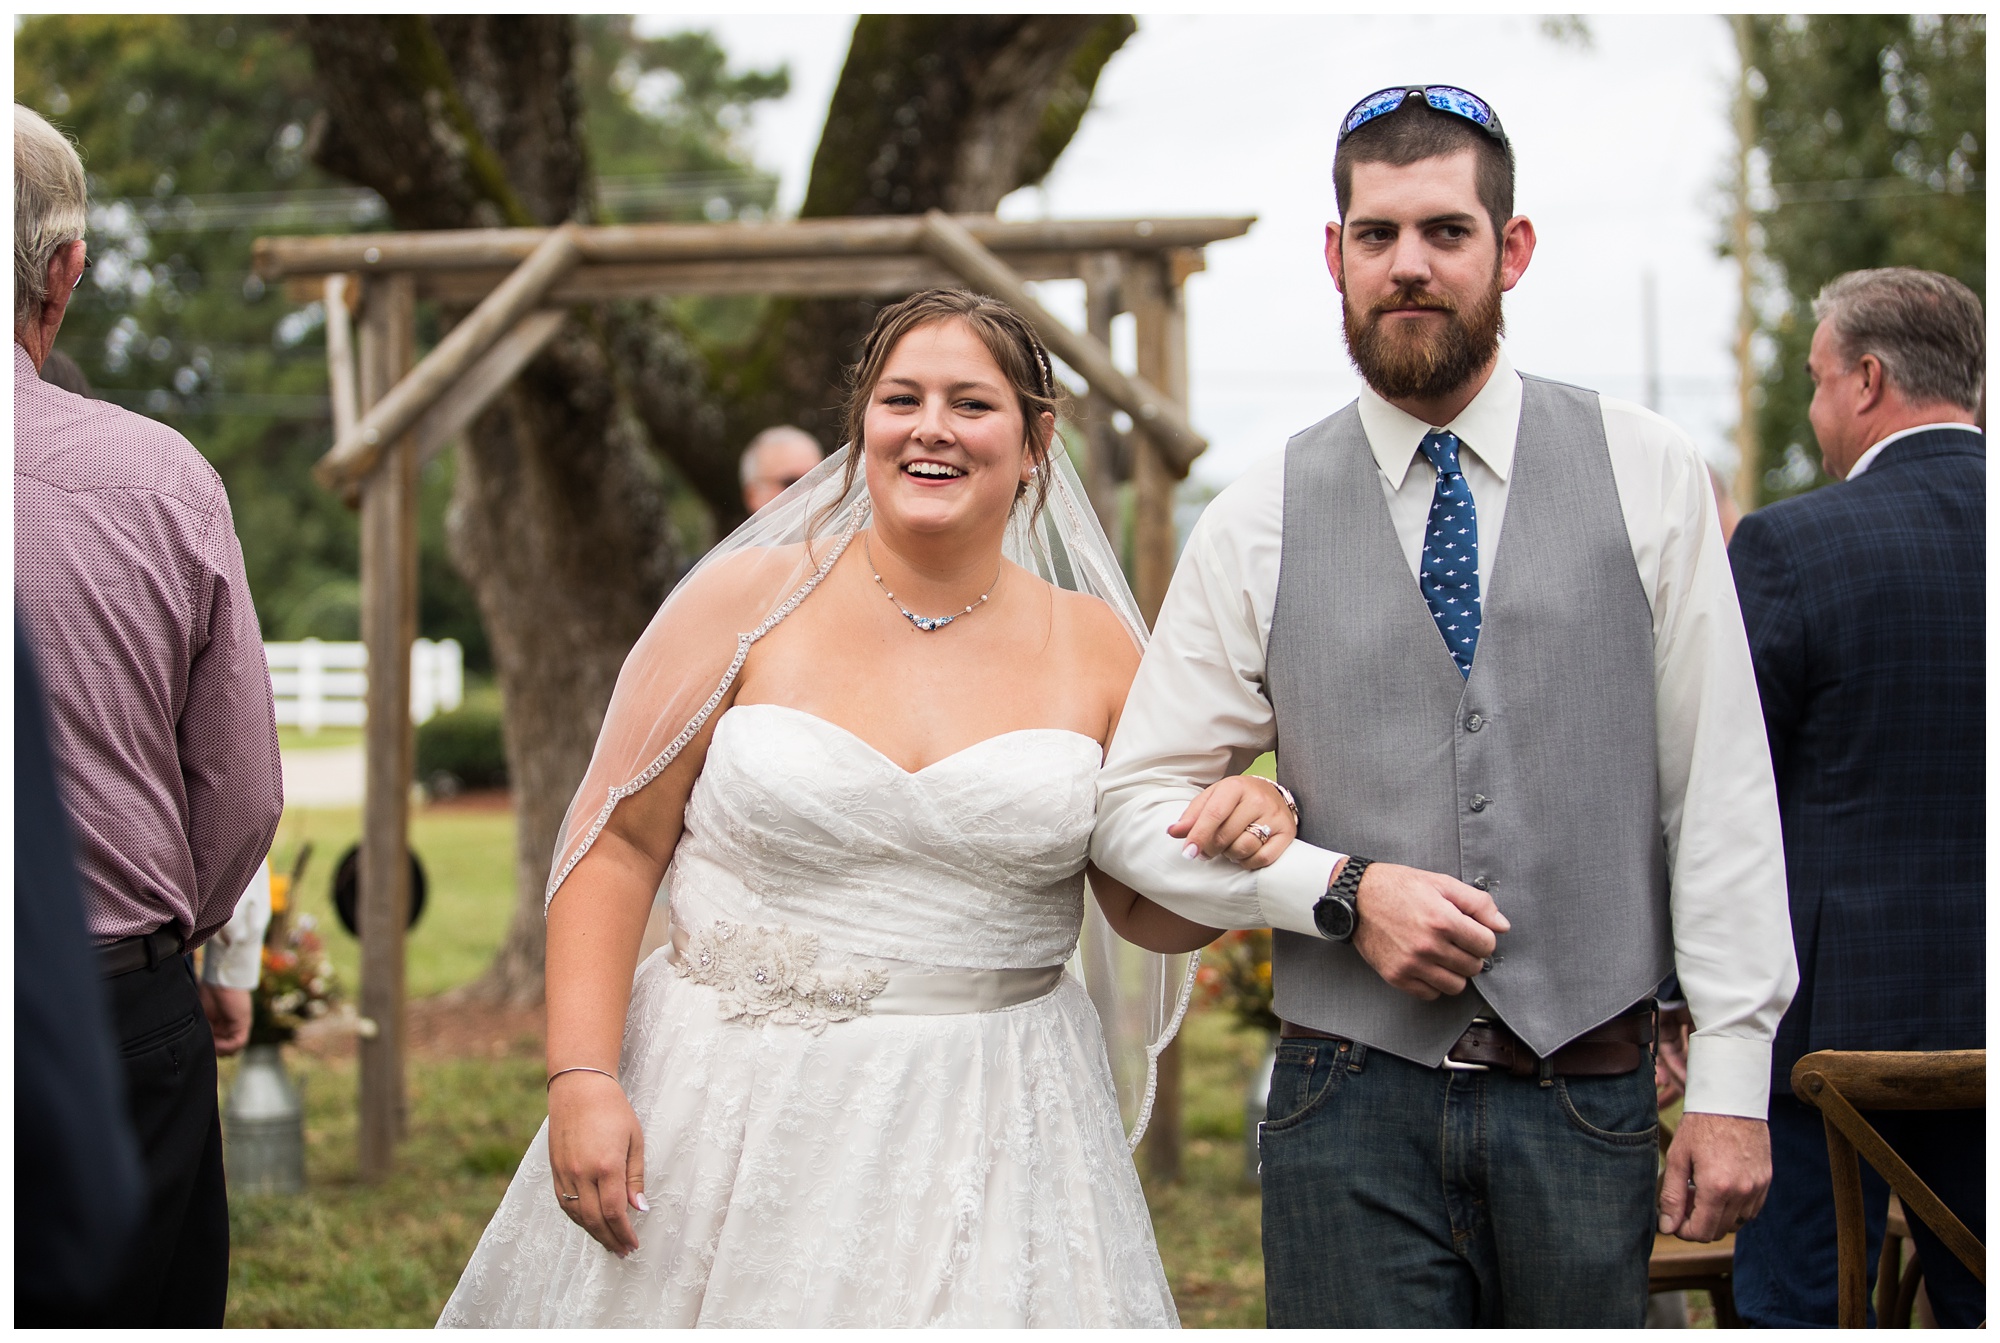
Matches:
[1845,421,1982,480]
[201,863,272,992]
[1094,346,1796,1120]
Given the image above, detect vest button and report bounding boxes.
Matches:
[1466,713,1484,732]
[1469,794,1489,812]
[1472,876,1491,891]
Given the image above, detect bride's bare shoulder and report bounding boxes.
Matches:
[1041,581,1143,679]
[667,541,837,621]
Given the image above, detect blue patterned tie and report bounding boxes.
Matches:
[1418,430,1481,677]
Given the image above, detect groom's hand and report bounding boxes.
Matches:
[1658,1112,1771,1242]
[1349,862,1509,999]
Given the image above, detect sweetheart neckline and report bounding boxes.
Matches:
[724,702,1102,778]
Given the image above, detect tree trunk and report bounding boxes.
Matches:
[712,15,1136,454]
[303,15,1134,1005]
[305,16,673,1007]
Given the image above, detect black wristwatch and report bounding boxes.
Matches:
[1313,856,1373,942]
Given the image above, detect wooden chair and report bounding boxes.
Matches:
[1874,1196,1926,1328]
[1647,1115,1742,1326]
[1790,1049,1985,1328]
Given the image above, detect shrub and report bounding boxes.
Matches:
[415,689,508,793]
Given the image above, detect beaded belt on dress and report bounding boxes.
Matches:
[667,920,1063,1031]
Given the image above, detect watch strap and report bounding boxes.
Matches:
[1327,854,1372,902]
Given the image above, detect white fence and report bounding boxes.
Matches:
[267,638,464,734]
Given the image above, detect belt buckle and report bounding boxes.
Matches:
[1442,1057,1491,1072]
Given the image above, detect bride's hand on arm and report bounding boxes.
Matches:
[1169,775,1296,870]
[544,730,707,1257]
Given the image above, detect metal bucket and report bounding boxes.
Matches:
[223,1043,306,1195]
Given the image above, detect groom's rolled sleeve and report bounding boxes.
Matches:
[1093,470,1341,938]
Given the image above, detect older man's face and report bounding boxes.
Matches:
[743,437,825,513]
[1805,321,1869,480]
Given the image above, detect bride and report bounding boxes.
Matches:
[439,289,1296,1328]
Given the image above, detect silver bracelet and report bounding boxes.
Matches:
[546,1065,621,1091]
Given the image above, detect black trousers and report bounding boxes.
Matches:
[99,951,229,1326]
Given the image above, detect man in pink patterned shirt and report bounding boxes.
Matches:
[13,104,282,1326]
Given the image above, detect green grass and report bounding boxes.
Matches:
[276,724,365,753]
[269,803,518,998]
[1142,1007,1270,1326]
[222,1049,548,1327]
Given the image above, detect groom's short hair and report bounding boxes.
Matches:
[1333,98,1515,239]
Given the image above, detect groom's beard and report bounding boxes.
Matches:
[1342,271,1505,403]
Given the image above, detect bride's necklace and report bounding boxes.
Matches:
[864,534,1001,633]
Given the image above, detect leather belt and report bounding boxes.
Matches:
[98,926,185,979]
[1279,1005,1655,1078]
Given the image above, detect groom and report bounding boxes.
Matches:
[1093,86,1798,1327]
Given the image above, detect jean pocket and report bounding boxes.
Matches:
[1555,1073,1658,1147]
[119,1007,200,1059]
[1261,1041,1342,1133]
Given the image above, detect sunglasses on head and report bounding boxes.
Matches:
[1338,85,1508,148]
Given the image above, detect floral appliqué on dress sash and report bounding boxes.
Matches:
[675,920,890,1032]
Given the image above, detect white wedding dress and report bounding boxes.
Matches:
[439,702,1179,1327]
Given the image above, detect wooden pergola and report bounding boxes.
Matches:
[251,210,1254,1181]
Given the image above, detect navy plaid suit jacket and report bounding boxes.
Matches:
[1729,427,1985,1094]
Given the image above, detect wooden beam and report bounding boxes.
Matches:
[412,308,567,466]
[324,274,359,442]
[1127,251,1194,1186]
[1080,251,1125,541]
[356,273,417,1182]
[315,223,583,493]
[919,211,1206,472]
[338,251,1099,307]
[254,214,1257,279]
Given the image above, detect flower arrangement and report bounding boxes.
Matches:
[1196,928,1278,1034]
[250,864,341,1046]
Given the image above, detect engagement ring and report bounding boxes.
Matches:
[1247,822,1273,842]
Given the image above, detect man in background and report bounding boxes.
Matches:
[1727,268,1985,1328]
[13,104,283,1325]
[739,424,825,514]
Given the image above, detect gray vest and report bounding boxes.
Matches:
[1266,376,1671,1064]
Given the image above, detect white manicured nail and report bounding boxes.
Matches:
[633,1192,650,1212]
[1182,843,1201,861]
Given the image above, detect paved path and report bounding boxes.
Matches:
[283,746,364,809]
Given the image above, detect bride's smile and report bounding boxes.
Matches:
[862,317,1041,544]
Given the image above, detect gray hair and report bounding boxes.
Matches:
[739,424,823,485]
[1812,268,1984,412]
[14,105,88,329]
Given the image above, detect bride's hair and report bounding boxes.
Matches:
[835,288,1068,526]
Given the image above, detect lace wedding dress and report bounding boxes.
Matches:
[438,702,1179,1328]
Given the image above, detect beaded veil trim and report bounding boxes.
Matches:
[543,504,866,909]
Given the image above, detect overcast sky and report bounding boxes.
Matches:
[645,13,1745,490]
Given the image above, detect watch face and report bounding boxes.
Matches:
[1315,895,1356,941]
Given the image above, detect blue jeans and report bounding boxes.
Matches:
[1259,1038,1657,1327]
[1732,1092,1985,1328]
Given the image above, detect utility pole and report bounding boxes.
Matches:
[1730,14,1761,514]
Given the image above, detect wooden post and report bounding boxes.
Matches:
[1080,251,1125,541]
[1129,252,1192,1183]
[357,273,418,1179]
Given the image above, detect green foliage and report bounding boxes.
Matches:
[575,17,788,201]
[12,17,789,666]
[12,16,393,648]
[1741,15,1985,502]
[415,688,510,793]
